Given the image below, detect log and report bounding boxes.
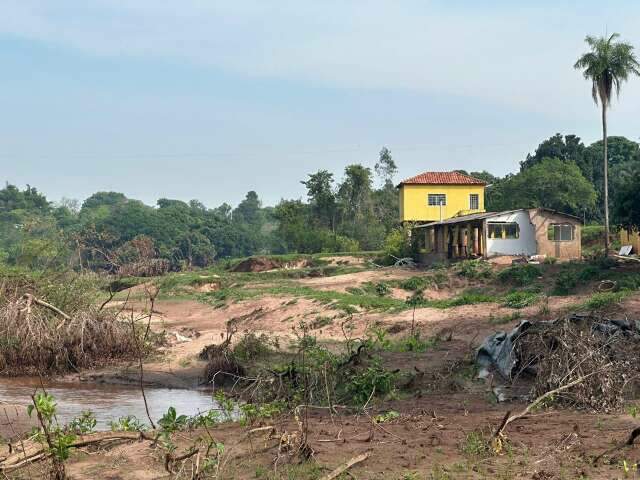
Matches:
[0,431,153,470]
[320,452,370,480]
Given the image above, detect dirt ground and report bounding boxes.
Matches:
[5,263,640,479]
[12,392,640,479]
[86,281,593,390]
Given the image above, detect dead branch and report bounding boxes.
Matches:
[0,431,154,472]
[494,368,606,439]
[319,452,370,480]
[21,294,70,321]
[98,286,116,312]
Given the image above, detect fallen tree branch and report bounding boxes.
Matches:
[494,368,605,439]
[0,431,154,471]
[319,452,370,480]
[21,294,71,320]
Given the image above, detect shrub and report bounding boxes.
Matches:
[383,228,412,259]
[553,270,579,295]
[581,225,604,245]
[497,264,542,286]
[342,361,397,406]
[455,260,493,279]
[583,291,627,310]
[577,265,601,282]
[502,291,539,309]
[233,332,275,361]
[400,276,434,291]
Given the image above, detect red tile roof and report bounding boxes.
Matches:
[398,171,486,186]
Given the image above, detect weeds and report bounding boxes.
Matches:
[460,429,492,457]
[109,415,146,432]
[502,291,539,309]
[455,260,493,279]
[497,264,542,286]
[582,291,629,310]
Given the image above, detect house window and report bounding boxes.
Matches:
[428,194,446,206]
[488,222,519,239]
[469,194,479,210]
[548,224,575,241]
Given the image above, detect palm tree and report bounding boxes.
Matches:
[574,33,640,255]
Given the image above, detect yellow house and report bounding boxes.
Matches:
[398,171,486,223]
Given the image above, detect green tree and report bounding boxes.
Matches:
[489,158,596,214]
[233,191,264,228]
[301,170,337,231]
[337,164,382,249]
[574,33,640,254]
[374,147,398,187]
[520,134,590,178]
[613,168,640,232]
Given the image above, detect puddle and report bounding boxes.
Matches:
[0,377,217,429]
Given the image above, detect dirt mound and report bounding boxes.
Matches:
[231,256,311,273]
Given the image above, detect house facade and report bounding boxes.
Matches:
[397,171,486,223]
[414,208,582,263]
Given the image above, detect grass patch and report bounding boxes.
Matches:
[490,311,522,325]
[502,291,539,309]
[428,289,497,309]
[582,291,630,310]
[497,264,542,286]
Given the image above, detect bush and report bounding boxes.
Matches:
[497,264,542,286]
[583,291,627,310]
[400,276,434,291]
[455,260,493,279]
[553,270,579,295]
[233,332,275,361]
[383,228,412,259]
[582,225,604,245]
[502,291,539,309]
[342,361,397,406]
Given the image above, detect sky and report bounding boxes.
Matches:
[1,1,640,208]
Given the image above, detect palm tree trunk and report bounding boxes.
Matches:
[602,103,610,256]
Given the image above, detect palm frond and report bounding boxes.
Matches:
[574,32,640,107]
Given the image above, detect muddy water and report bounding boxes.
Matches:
[0,377,217,429]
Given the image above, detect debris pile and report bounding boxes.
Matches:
[477,314,640,411]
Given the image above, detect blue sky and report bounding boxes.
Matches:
[1,1,640,208]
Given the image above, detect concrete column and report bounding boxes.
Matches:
[444,227,450,257]
[464,223,471,256]
[473,227,479,255]
[452,226,459,257]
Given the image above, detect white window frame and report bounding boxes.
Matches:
[488,222,520,240]
[469,193,479,210]
[548,224,575,242]
[428,193,447,206]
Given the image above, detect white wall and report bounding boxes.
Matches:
[485,211,537,257]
